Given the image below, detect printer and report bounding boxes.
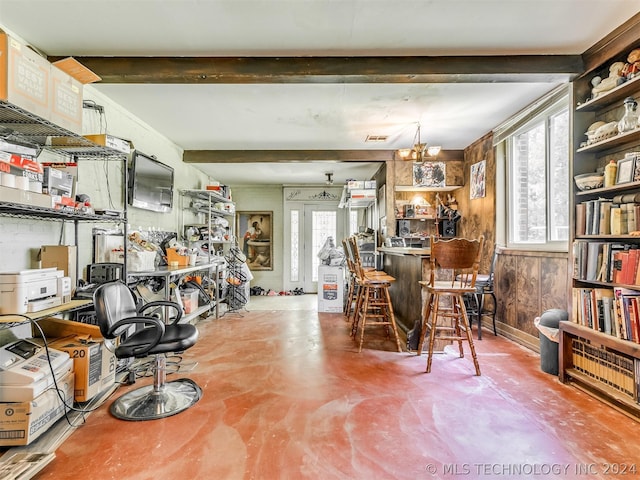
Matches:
[0,338,73,402]
[0,268,65,314]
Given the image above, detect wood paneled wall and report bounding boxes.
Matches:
[461,132,570,350]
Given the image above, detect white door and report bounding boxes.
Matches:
[302,204,344,293]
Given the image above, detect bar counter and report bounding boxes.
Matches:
[378,246,430,333]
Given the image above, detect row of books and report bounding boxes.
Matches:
[576,193,640,236]
[571,338,637,400]
[571,287,640,343]
[573,240,640,284]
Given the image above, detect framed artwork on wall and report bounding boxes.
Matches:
[237,211,273,271]
[470,159,486,199]
[413,161,446,187]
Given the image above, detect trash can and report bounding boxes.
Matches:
[534,309,568,375]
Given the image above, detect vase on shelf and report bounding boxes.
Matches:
[618,96,639,133]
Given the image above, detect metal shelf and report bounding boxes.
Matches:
[180,189,233,204]
[184,206,234,217]
[0,201,125,222]
[0,101,126,160]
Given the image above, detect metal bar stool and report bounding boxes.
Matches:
[348,236,402,353]
[417,235,484,375]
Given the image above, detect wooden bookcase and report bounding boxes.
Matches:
[565,32,640,420]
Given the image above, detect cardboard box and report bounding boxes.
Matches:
[0,369,73,447]
[0,32,50,119]
[83,134,131,154]
[35,317,102,338]
[40,245,77,292]
[50,64,83,135]
[317,265,344,313]
[43,166,75,197]
[0,184,52,208]
[46,335,116,402]
[0,152,44,183]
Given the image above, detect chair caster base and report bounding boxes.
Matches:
[110,378,202,421]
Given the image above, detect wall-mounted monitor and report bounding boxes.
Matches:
[128,150,174,213]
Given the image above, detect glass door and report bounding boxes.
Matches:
[302,205,342,293]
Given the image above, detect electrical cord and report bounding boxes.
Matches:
[0,314,121,428]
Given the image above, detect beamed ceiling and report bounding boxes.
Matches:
[1,1,639,184]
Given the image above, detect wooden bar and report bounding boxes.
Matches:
[379,247,429,333]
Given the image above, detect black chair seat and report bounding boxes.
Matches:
[117,324,198,358]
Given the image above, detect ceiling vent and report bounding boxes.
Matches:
[365,135,388,143]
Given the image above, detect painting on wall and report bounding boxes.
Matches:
[413,161,446,187]
[470,160,486,199]
[237,211,273,271]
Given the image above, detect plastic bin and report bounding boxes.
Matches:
[535,309,568,375]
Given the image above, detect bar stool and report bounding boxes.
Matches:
[348,236,402,353]
[417,235,484,375]
[342,237,358,321]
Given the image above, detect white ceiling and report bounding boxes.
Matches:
[1,0,639,185]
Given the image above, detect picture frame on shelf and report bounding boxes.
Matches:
[616,156,635,184]
[237,211,273,271]
[629,152,640,182]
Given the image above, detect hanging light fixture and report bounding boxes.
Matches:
[397,123,441,162]
[325,172,334,185]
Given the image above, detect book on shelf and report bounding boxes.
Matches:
[586,241,604,281]
[613,287,640,343]
[576,203,586,236]
[573,286,640,343]
[575,199,640,236]
[611,205,628,235]
[599,200,613,235]
[573,240,640,286]
[572,287,614,332]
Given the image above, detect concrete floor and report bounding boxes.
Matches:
[34,295,640,479]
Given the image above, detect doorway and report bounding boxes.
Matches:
[284,200,346,294]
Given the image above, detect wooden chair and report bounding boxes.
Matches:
[348,236,402,353]
[417,235,484,375]
[342,237,358,321]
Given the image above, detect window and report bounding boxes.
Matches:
[505,94,569,250]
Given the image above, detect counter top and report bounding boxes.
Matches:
[378,247,430,257]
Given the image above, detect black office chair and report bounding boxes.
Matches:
[465,247,498,339]
[93,280,202,421]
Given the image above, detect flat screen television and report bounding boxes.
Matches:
[128,150,174,213]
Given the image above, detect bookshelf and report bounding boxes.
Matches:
[566,35,640,420]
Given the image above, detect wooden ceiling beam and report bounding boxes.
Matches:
[183,149,464,163]
[51,55,583,84]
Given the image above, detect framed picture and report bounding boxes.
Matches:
[616,156,635,184]
[237,211,273,271]
[470,159,486,199]
[413,161,446,187]
[629,153,640,182]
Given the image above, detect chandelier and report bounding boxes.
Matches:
[397,124,441,162]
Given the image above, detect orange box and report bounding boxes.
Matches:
[0,31,50,119]
[166,248,190,266]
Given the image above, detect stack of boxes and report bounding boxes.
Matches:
[0,318,116,446]
[0,30,91,211]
